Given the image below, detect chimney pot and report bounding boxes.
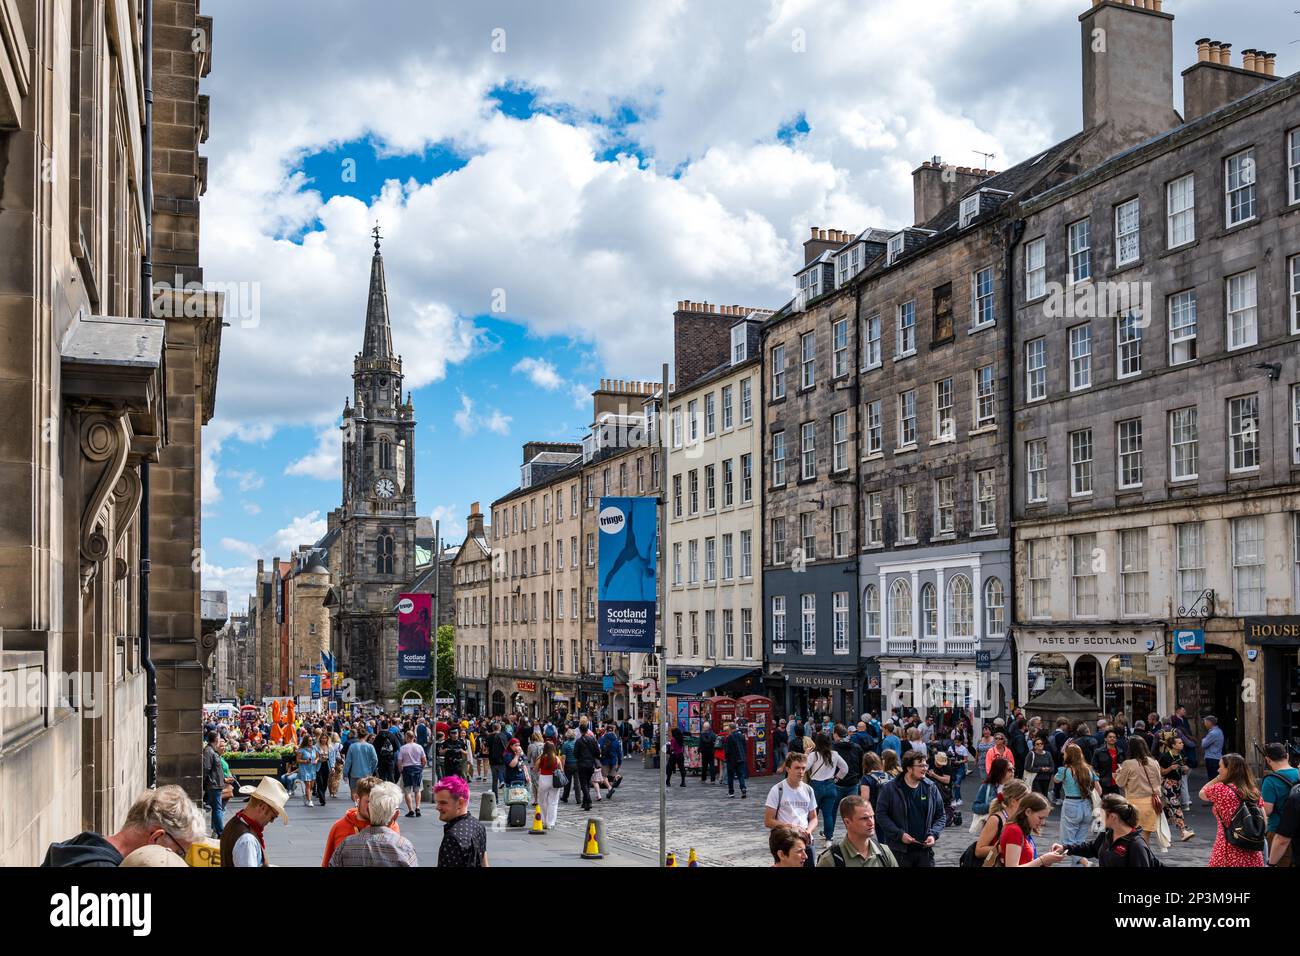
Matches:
[1196,38,1211,62]
[1266,54,1277,77]
[1218,43,1232,65]
[810,226,819,239]
[1242,49,1257,72]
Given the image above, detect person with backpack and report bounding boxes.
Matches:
[1199,752,1266,867]
[832,723,864,812]
[876,750,945,867]
[374,726,399,784]
[1260,742,1299,867]
[697,722,718,784]
[816,795,898,867]
[1268,778,1299,867]
[961,779,1029,867]
[764,751,818,868]
[724,722,750,798]
[1053,795,1162,867]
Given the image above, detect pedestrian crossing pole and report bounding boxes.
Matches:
[657,362,669,868]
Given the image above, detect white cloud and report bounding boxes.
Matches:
[569,382,592,412]
[220,537,261,562]
[199,561,257,606]
[202,420,276,515]
[268,511,330,558]
[427,504,466,546]
[227,469,265,492]
[242,501,262,516]
[513,356,564,390]
[285,426,342,480]
[453,392,512,436]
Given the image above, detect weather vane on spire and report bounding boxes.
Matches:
[372,221,382,252]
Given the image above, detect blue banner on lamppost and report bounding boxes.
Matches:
[597,496,657,653]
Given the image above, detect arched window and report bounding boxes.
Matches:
[379,437,394,470]
[863,584,880,638]
[889,579,912,637]
[947,573,974,638]
[984,577,1005,638]
[921,583,938,638]
[376,532,394,574]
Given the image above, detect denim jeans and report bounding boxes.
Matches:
[951,764,967,802]
[1058,797,1094,865]
[726,761,748,795]
[205,789,224,836]
[1178,775,1191,808]
[490,763,505,798]
[811,778,840,841]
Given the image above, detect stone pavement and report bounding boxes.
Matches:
[256,762,1224,867]
[533,758,1226,867]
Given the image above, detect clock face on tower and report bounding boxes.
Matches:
[374,478,396,499]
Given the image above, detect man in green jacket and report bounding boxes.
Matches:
[817,795,898,867]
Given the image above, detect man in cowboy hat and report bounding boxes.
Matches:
[221,777,289,867]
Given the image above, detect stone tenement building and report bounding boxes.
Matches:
[491,442,586,717]
[0,0,218,863]
[1012,4,1300,753]
[329,233,420,705]
[760,233,866,722]
[580,380,663,722]
[149,0,222,800]
[451,502,491,714]
[665,302,768,701]
[848,143,1088,731]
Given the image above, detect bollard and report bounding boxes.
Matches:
[666,851,677,867]
[687,847,699,867]
[530,804,545,834]
[478,791,497,822]
[580,817,606,859]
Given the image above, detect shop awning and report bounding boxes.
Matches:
[665,666,760,697]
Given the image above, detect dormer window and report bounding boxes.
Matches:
[887,233,904,266]
[731,324,747,364]
[959,194,981,229]
[835,244,864,288]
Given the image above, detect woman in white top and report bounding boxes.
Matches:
[765,750,819,867]
[805,733,849,842]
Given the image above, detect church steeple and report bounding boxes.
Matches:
[361,223,395,362]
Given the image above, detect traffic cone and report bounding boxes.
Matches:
[530,804,545,834]
[581,819,604,859]
[666,851,677,867]
[687,847,699,867]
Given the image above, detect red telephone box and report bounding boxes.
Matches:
[708,697,737,731]
[738,694,774,775]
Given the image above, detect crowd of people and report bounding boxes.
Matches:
[32,698,1299,870]
[762,706,1299,869]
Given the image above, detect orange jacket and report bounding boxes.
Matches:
[321,807,401,866]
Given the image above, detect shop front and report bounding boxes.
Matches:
[456,678,487,716]
[1017,626,1167,724]
[487,676,543,718]
[873,656,1003,737]
[1245,617,1300,752]
[768,668,857,725]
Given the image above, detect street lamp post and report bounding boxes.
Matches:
[657,362,669,867]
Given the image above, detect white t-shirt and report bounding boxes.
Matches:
[806,750,849,782]
[766,779,817,829]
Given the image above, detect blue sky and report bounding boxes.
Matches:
[197,0,1285,603]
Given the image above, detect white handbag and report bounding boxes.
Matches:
[1089,789,1105,834]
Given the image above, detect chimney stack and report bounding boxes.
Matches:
[1182,38,1279,122]
[1080,1,1180,154]
[467,501,485,537]
[802,226,851,265]
[911,160,992,226]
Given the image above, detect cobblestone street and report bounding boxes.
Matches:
[532,760,1225,867]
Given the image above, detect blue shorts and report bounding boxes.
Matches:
[402,766,423,790]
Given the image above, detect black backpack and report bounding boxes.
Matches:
[1219,785,1267,852]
